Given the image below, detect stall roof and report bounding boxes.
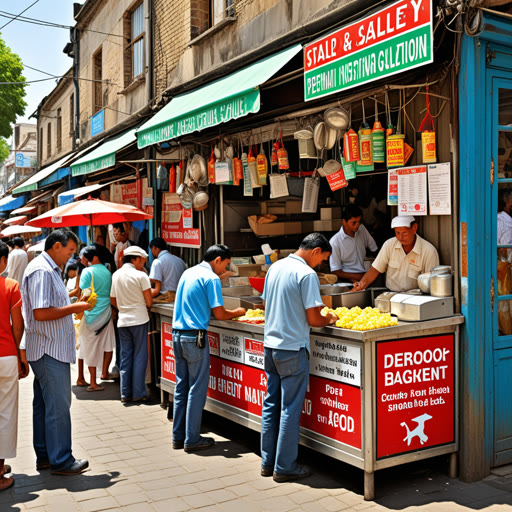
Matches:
[58,184,105,206]
[136,44,302,149]
[12,154,71,194]
[71,128,137,177]
[0,194,26,213]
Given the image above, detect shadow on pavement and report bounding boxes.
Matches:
[0,471,122,512]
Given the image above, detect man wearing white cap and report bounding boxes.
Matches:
[110,246,153,402]
[352,216,439,292]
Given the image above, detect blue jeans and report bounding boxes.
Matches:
[29,355,75,471]
[261,347,309,475]
[172,330,210,446]
[118,322,149,400]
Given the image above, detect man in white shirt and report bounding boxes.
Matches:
[149,238,186,297]
[110,246,152,402]
[7,238,28,286]
[329,205,378,283]
[498,190,512,246]
[352,216,439,292]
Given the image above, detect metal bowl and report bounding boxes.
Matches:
[417,272,432,294]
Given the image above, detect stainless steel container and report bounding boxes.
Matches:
[417,272,432,294]
[432,265,452,275]
[430,273,453,297]
[374,292,398,313]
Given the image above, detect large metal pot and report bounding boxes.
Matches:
[430,273,453,297]
[417,272,432,294]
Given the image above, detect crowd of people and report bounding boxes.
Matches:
[1,210,444,491]
[0,224,187,490]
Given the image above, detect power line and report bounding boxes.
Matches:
[0,0,39,31]
[0,10,124,38]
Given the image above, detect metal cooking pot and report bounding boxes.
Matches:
[432,265,452,275]
[417,272,432,294]
[430,273,452,297]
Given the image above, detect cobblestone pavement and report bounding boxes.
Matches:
[2,368,512,512]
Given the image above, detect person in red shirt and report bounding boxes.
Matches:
[0,240,28,491]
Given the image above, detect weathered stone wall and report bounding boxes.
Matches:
[38,75,75,167]
[76,0,149,143]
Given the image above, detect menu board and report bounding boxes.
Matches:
[428,163,451,215]
[161,193,200,248]
[397,165,428,215]
[388,168,399,206]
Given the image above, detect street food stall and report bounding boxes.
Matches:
[137,0,468,498]
[153,298,462,500]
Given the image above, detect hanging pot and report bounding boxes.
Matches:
[324,107,349,131]
[325,126,338,151]
[190,154,208,186]
[193,191,209,211]
[313,122,328,151]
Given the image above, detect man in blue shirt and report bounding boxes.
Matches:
[261,233,338,482]
[172,244,245,452]
[149,238,186,297]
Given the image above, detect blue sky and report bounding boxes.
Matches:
[0,0,75,131]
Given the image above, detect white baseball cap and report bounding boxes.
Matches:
[391,215,416,229]
[124,246,148,258]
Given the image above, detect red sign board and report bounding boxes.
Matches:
[161,322,175,383]
[161,322,361,449]
[376,334,455,459]
[162,192,201,249]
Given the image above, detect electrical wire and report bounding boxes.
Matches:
[0,9,124,38]
[0,0,39,31]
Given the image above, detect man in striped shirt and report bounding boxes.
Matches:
[21,229,91,475]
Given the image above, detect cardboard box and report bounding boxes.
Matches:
[231,263,263,277]
[259,200,303,215]
[313,219,342,232]
[248,216,302,236]
[285,200,303,214]
[231,257,252,265]
[320,207,342,220]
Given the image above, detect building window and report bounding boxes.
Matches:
[47,123,51,158]
[39,127,43,162]
[123,1,144,87]
[69,93,74,136]
[56,108,62,151]
[93,48,103,114]
[211,0,234,26]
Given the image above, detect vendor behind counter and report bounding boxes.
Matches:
[352,215,439,292]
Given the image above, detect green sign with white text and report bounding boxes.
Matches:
[304,0,433,101]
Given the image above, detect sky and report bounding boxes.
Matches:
[0,0,76,140]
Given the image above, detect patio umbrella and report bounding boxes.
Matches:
[3,215,28,226]
[1,225,42,237]
[27,239,46,253]
[11,206,37,215]
[26,197,152,229]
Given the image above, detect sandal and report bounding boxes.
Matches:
[0,476,14,491]
[76,380,89,387]
[87,386,104,392]
[0,465,11,476]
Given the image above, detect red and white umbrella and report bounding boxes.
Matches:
[26,197,152,229]
[3,215,28,226]
[1,225,42,237]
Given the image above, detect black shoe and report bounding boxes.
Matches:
[184,437,215,453]
[36,459,50,471]
[261,466,273,477]
[172,440,184,449]
[273,465,311,483]
[51,459,89,475]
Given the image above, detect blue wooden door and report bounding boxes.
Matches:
[488,55,512,466]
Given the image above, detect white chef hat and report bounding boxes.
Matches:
[124,246,148,258]
[391,215,416,229]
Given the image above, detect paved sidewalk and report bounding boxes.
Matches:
[2,368,512,512]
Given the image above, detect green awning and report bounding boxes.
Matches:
[13,154,71,194]
[136,44,302,149]
[71,127,137,176]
